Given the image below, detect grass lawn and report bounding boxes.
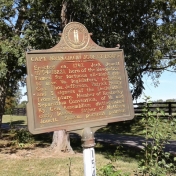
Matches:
[1,114,176,175]
[0,149,138,176]
[0,153,138,176]
[0,127,138,176]
[1,115,139,175]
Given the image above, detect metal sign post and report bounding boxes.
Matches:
[82,127,96,176]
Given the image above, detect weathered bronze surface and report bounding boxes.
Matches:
[26,22,134,134]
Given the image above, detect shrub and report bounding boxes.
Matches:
[14,128,34,148]
[98,163,130,176]
[135,96,176,176]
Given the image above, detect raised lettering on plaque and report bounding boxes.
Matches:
[26,22,134,134]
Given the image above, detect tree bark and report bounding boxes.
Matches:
[50,1,74,153]
[0,113,3,138]
[0,88,6,138]
[50,130,74,153]
[61,1,68,28]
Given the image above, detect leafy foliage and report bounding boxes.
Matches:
[13,128,34,148]
[135,96,176,176]
[100,96,176,175]
[4,96,16,114]
[17,100,27,108]
[4,89,23,114]
[98,163,130,176]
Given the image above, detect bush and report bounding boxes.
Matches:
[98,163,130,176]
[135,96,176,176]
[14,128,34,147]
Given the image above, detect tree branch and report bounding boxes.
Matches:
[148,64,174,72]
[15,3,28,35]
[61,1,68,29]
[44,22,53,40]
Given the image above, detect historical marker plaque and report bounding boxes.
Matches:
[26,22,134,134]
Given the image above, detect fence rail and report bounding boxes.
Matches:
[12,108,26,116]
[134,102,176,115]
[12,102,176,116]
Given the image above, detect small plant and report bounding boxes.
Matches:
[105,145,125,162]
[135,96,176,176]
[14,128,34,148]
[98,163,130,176]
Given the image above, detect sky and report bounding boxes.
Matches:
[136,71,176,103]
[20,71,176,103]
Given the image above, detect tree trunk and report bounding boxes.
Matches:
[0,92,6,138]
[0,113,3,138]
[50,1,74,153]
[50,130,74,153]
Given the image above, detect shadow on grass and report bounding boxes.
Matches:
[0,117,151,160]
[0,129,52,152]
[33,132,53,147]
[0,129,143,165]
[69,134,142,162]
[95,141,142,162]
[2,120,26,129]
[97,116,145,136]
[70,134,82,153]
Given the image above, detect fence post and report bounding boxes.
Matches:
[168,102,172,116]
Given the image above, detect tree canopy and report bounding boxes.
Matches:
[0,0,176,108]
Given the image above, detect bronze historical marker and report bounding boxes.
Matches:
[26,22,134,134]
